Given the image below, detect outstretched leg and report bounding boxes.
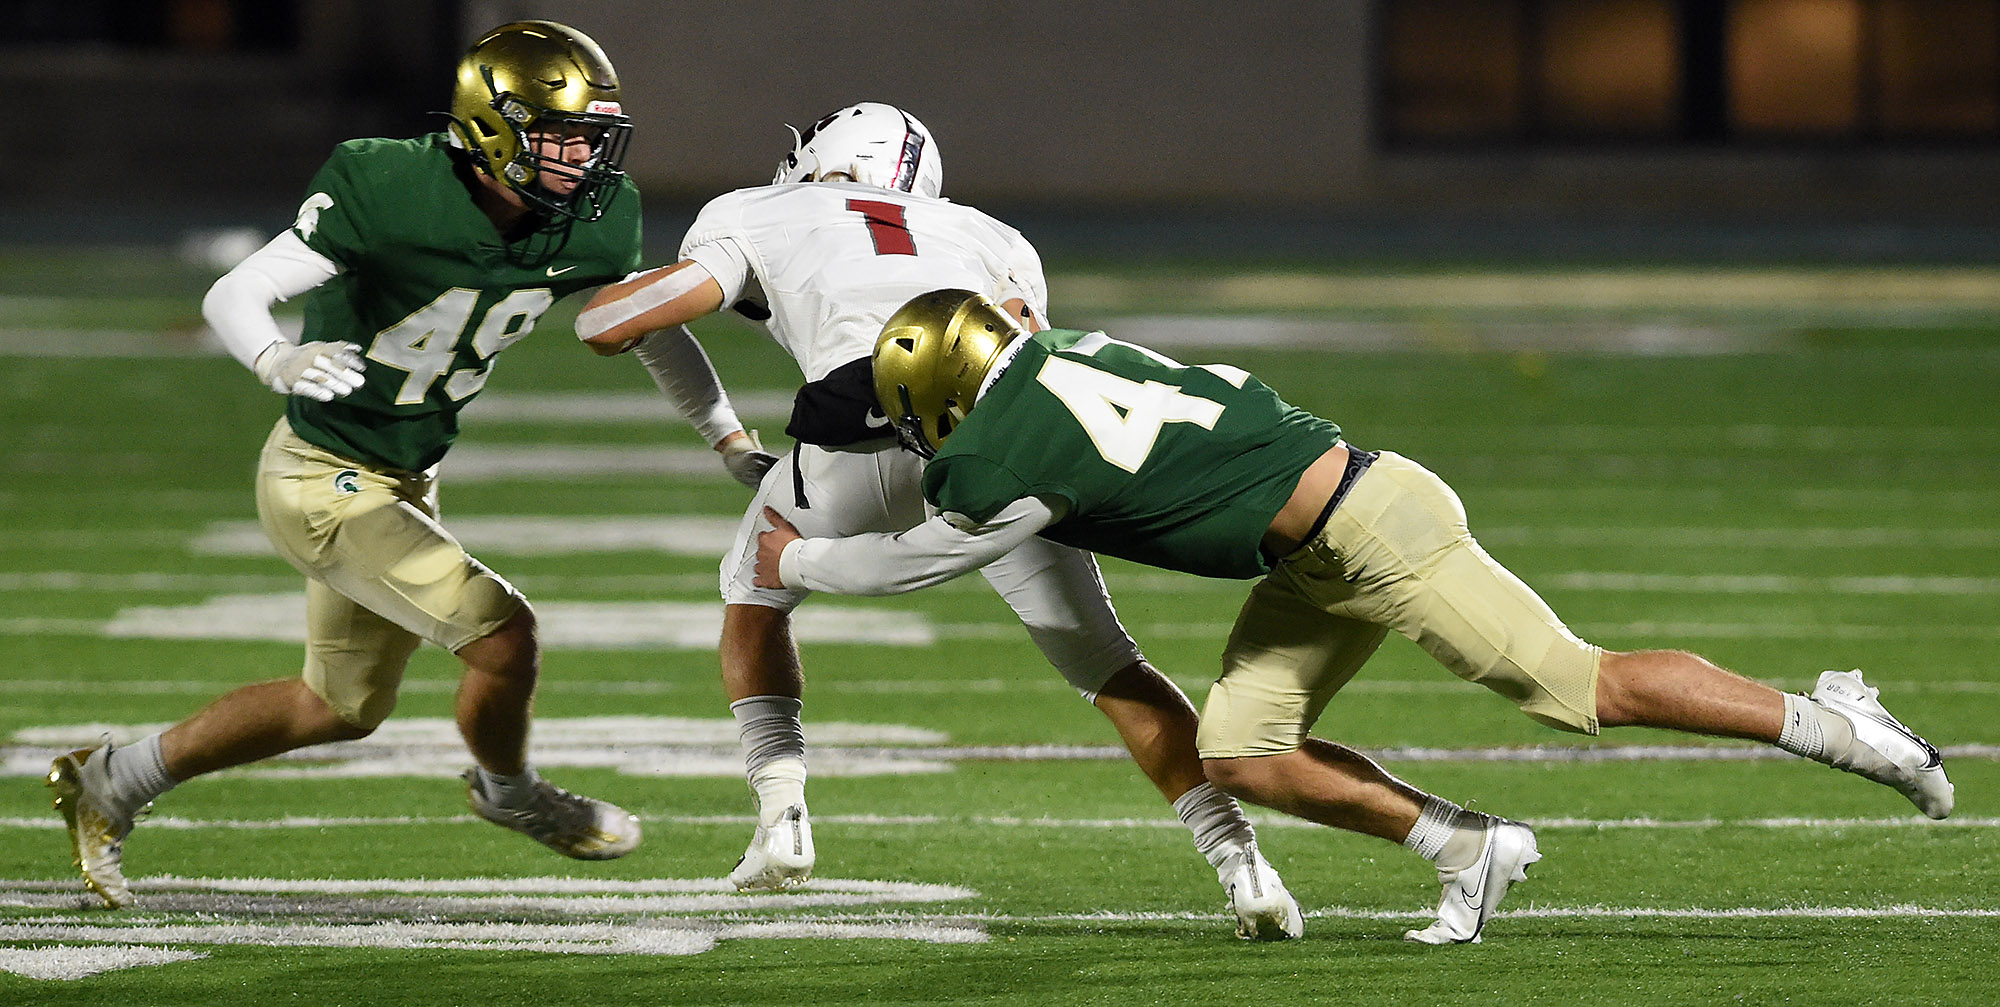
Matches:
[1596,649,1952,818]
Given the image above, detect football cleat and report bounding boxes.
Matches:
[727,803,814,891]
[1811,670,1954,819]
[47,742,141,909]
[1403,818,1539,945]
[462,769,641,860]
[1220,841,1304,940]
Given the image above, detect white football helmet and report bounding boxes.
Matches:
[772,102,943,198]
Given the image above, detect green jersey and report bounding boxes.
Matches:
[923,329,1342,579]
[285,133,643,472]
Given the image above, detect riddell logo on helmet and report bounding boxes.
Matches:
[588,101,622,115]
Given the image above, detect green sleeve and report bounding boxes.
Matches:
[291,145,373,273]
[925,455,1038,523]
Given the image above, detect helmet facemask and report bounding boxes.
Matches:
[448,21,632,223]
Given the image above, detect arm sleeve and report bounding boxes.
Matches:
[200,230,342,371]
[629,325,745,446]
[778,495,1063,595]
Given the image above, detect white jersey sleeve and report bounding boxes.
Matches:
[995,229,1050,323]
[678,192,757,307]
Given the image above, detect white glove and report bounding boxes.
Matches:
[253,340,367,402]
[720,430,779,488]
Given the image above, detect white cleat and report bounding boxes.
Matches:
[463,769,641,860]
[47,742,140,909]
[1403,819,1539,945]
[1220,841,1304,940]
[1811,669,1954,819]
[728,803,814,891]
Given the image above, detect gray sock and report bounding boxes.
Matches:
[1172,782,1258,870]
[1404,795,1489,873]
[1777,692,1855,764]
[731,696,807,824]
[475,766,543,809]
[103,734,177,818]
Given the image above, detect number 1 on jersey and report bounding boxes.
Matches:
[848,198,917,256]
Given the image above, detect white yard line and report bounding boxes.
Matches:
[3,812,1997,834]
[6,676,1998,698]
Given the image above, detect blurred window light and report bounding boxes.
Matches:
[1729,0,1865,134]
[1383,0,1529,138]
[1877,0,2000,135]
[1380,0,2000,143]
[1540,0,1682,135]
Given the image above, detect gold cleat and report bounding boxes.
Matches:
[462,768,641,861]
[47,744,140,909]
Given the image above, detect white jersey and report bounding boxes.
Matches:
[678,181,1048,383]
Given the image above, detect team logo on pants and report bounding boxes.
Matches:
[333,470,361,496]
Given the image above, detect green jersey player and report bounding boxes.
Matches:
[756,289,1954,945]
[45,21,701,909]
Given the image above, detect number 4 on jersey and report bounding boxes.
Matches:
[1036,356,1224,472]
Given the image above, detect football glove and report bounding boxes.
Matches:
[720,430,779,488]
[254,340,366,402]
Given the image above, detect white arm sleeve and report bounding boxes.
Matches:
[629,325,745,447]
[200,230,341,371]
[779,495,1063,595]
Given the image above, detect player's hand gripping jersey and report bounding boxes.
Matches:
[288,134,643,471]
[678,181,1045,445]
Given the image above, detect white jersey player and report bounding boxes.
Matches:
[577,103,1303,940]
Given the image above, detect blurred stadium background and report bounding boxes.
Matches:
[9,0,2000,259]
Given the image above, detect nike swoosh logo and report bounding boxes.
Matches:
[862,409,891,429]
[547,265,578,277]
[1457,837,1495,912]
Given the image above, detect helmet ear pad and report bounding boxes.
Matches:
[873,290,1024,456]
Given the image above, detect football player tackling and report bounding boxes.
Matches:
[575,103,1304,939]
[44,22,718,908]
[754,289,1955,945]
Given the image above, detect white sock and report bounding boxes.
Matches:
[732,695,807,826]
[476,766,543,809]
[1776,692,1855,764]
[103,733,176,818]
[1403,795,1488,873]
[1171,782,1258,871]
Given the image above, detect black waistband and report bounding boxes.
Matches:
[1308,446,1378,542]
[1264,446,1378,566]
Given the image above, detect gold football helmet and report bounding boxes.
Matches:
[873,290,1025,457]
[448,20,632,221]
